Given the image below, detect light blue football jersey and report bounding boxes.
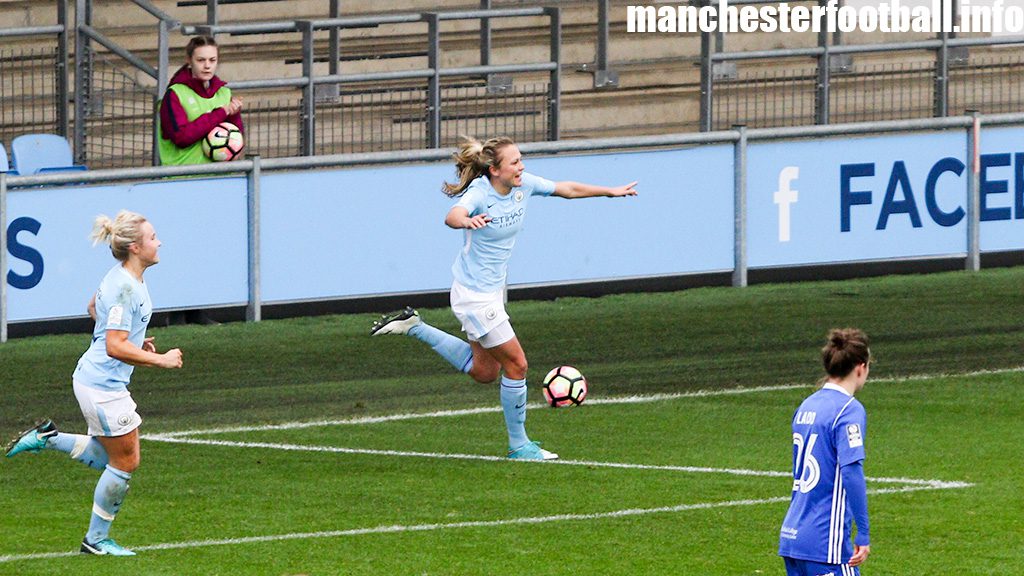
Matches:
[74,264,153,391]
[451,172,556,292]
[779,383,868,565]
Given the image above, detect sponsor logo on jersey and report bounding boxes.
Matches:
[489,207,525,229]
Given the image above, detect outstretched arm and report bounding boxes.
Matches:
[552,180,637,199]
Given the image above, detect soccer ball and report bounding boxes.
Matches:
[542,365,588,407]
[201,121,244,162]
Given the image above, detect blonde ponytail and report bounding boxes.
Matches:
[91,210,147,262]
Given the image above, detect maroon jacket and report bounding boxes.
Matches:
[159,65,245,148]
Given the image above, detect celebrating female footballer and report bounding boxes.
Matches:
[371,136,636,460]
[5,211,183,556]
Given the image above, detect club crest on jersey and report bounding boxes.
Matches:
[514,190,524,202]
[846,423,863,448]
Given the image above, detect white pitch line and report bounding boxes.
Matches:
[149,385,812,439]
[147,365,1024,439]
[145,436,973,490]
[0,496,792,563]
[0,480,970,565]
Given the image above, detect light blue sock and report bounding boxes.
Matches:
[500,376,530,450]
[86,465,131,544]
[47,433,108,471]
[408,322,474,373]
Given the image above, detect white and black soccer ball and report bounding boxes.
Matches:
[542,365,588,407]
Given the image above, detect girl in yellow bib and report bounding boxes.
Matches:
[158,35,244,165]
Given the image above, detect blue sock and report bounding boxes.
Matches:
[47,433,108,471]
[86,465,131,545]
[500,376,530,450]
[408,322,474,373]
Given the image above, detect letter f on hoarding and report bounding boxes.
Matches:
[774,167,799,242]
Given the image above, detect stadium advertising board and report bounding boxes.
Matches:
[5,178,248,322]
[747,130,1024,268]
[977,126,1024,253]
[259,147,734,302]
[5,130,1023,323]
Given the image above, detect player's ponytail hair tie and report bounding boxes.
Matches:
[442,135,517,197]
[91,210,148,262]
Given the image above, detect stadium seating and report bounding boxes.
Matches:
[9,134,87,175]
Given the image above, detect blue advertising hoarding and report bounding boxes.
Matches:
[747,131,970,268]
[977,126,1024,252]
[3,127,1022,324]
[5,177,248,321]
[258,146,734,303]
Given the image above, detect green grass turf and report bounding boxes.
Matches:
[1,267,1022,574]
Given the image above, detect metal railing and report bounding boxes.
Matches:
[0,2,70,145]
[4,110,1019,341]
[12,1,1024,168]
[74,0,180,165]
[711,55,1024,130]
[182,7,561,154]
[699,0,1024,130]
[2,1,562,167]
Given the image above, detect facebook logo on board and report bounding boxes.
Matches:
[774,166,799,243]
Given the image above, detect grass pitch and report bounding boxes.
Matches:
[1,267,1022,575]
